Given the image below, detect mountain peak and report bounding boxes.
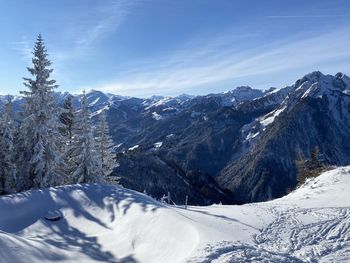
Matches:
[86,89,104,95]
[334,72,350,88]
[148,95,165,101]
[234,86,253,91]
[300,71,325,84]
[176,93,195,100]
[227,86,264,102]
[299,71,350,94]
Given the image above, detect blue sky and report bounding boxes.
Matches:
[1,0,350,97]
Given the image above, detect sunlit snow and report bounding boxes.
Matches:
[1,167,349,262]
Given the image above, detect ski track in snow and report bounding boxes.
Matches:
[256,207,350,262]
[186,206,350,263]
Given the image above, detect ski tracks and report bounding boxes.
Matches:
[255,206,350,262]
[186,205,350,262]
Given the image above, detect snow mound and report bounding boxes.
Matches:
[0,184,197,263]
[0,166,349,262]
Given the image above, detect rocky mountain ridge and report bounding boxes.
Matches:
[2,71,349,205]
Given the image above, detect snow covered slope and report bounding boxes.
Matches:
[185,166,350,262]
[0,185,197,263]
[1,166,349,262]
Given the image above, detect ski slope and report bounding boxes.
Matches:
[0,166,349,262]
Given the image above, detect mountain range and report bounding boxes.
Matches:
[1,71,349,205]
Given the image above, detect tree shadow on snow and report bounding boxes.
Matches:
[0,184,161,262]
[41,217,138,262]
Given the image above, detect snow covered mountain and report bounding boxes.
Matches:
[2,72,350,205]
[0,86,267,204]
[1,166,349,262]
[0,86,266,120]
[112,71,350,204]
[219,71,350,202]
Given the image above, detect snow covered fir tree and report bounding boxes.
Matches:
[18,34,65,189]
[0,97,17,194]
[59,95,75,182]
[70,90,105,184]
[95,110,118,181]
[0,35,117,194]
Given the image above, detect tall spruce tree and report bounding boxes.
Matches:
[19,34,64,189]
[0,97,17,194]
[60,95,74,143]
[95,110,117,180]
[59,96,75,183]
[71,91,101,184]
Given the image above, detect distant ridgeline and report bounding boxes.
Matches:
[2,68,350,204]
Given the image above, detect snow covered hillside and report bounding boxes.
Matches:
[1,166,349,262]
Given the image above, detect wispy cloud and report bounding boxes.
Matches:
[89,28,350,97]
[54,0,140,62]
[75,0,134,51]
[11,36,32,62]
[266,15,350,19]
[49,0,141,91]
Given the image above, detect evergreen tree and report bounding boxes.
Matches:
[0,97,17,194]
[19,34,64,189]
[295,149,308,187]
[16,117,30,191]
[59,96,75,183]
[71,91,101,184]
[95,110,117,180]
[311,146,320,170]
[59,95,74,143]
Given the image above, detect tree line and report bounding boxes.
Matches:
[0,35,116,195]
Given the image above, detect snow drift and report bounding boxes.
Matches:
[1,166,350,262]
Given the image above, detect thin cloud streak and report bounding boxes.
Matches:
[11,37,32,62]
[75,0,132,50]
[266,15,350,19]
[92,28,350,97]
[54,0,140,62]
[49,0,142,92]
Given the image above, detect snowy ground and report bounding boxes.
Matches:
[0,167,349,262]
